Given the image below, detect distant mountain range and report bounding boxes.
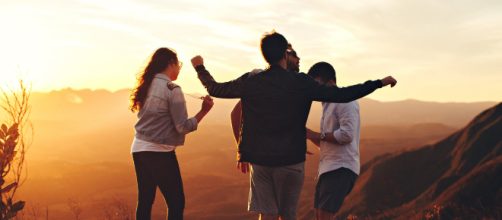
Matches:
[30,88,496,127]
[337,103,502,219]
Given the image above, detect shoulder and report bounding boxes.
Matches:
[249,68,264,76]
[167,82,185,102]
[167,81,180,91]
[296,72,315,82]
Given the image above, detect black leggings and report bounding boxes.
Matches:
[133,151,185,220]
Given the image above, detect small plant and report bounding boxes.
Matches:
[102,197,133,220]
[424,204,443,220]
[67,198,83,220]
[0,81,31,220]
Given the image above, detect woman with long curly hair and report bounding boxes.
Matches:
[130,47,213,220]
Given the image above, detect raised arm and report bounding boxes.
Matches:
[191,55,248,98]
[306,75,397,103]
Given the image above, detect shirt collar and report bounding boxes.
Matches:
[155,73,171,81]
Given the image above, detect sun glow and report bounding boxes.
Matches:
[0,1,501,102]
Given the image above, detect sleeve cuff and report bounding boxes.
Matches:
[189,117,198,131]
[375,80,383,88]
[195,64,206,73]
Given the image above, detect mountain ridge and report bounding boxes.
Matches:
[337,103,502,219]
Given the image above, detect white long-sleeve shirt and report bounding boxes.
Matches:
[318,101,361,177]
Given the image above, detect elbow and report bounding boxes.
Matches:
[175,126,190,135]
[206,87,221,98]
[205,82,219,96]
[335,131,354,145]
[207,88,217,96]
[175,121,197,135]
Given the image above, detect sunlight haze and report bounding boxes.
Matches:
[1,0,501,102]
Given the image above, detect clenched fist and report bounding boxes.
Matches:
[201,95,214,112]
[380,76,397,88]
[191,55,204,68]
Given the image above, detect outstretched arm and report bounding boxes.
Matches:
[307,75,397,103]
[192,55,248,98]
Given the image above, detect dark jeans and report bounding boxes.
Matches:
[133,151,185,220]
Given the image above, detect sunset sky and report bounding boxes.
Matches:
[0,0,500,102]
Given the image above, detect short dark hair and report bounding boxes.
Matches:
[307,62,336,83]
[260,31,288,64]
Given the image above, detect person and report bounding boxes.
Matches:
[305,62,361,220]
[231,43,302,172]
[191,31,397,220]
[130,47,214,220]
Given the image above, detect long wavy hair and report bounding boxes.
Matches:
[130,48,178,112]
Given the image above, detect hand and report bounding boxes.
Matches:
[191,55,204,68]
[237,162,250,174]
[306,128,321,147]
[306,150,314,155]
[201,95,214,112]
[381,76,397,88]
[306,128,319,140]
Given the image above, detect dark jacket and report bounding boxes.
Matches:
[196,64,382,166]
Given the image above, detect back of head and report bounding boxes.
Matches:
[307,62,336,83]
[130,47,178,112]
[148,48,178,73]
[260,31,288,65]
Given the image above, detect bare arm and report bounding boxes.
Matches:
[231,100,250,173]
[230,101,242,143]
[194,96,214,124]
[306,128,321,147]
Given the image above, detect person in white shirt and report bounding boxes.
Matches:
[306,62,361,220]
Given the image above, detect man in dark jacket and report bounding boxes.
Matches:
[191,31,397,220]
[231,43,302,172]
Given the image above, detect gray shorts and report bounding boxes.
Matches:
[248,162,305,220]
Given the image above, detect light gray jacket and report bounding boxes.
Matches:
[134,73,198,146]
